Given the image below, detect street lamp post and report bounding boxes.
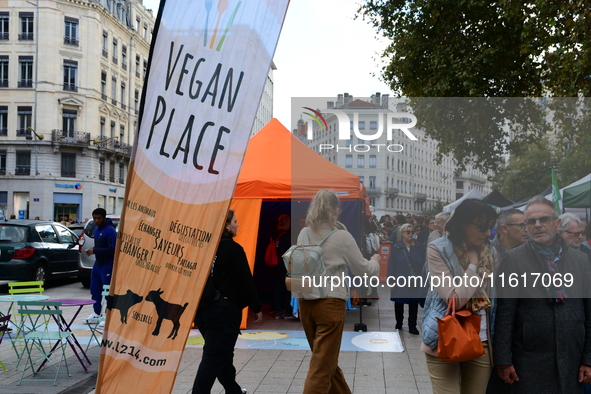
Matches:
[507,170,522,202]
[26,127,44,176]
[92,136,119,148]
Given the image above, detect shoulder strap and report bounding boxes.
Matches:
[305,227,338,245]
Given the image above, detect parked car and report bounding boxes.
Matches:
[0,220,80,281]
[68,223,86,237]
[77,215,120,288]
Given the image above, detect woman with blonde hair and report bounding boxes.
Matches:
[298,189,381,393]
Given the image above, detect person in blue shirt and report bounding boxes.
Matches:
[84,208,117,318]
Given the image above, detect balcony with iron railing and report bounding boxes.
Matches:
[109,175,115,182]
[112,56,118,65]
[0,128,7,136]
[366,187,382,196]
[63,36,78,46]
[135,71,140,78]
[51,129,91,145]
[18,80,33,88]
[0,80,8,88]
[63,83,77,92]
[101,93,107,101]
[15,165,30,175]
[16,129,30,138]
[122,62,127,70]
[385,188,399,198]
[119,177,125,184]
[93,136,132,155]
[121,103,126,110]
[111,98,117,106]
[0,168,5,175]
[99,174,105,181]
[102,49,108,58]
[0,33,8,40]
[414,192,427,202]
[18,33,33,41]
[61,170,76,178]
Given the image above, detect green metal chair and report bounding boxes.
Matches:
[6,281,49,363]
[84,284,110,352]
[15,301,73,386]
[8,281,44,295]
[0,314,11,371]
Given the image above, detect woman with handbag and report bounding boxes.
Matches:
[388,223,426,335]
[421,199,498,394]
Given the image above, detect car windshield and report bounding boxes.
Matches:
[0,225,28,242]
[86,218,120,238]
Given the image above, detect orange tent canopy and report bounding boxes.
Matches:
[235,118,363,200]
[231,118,364,328]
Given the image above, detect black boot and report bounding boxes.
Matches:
[394,302,404,330]
[408,301,419,335]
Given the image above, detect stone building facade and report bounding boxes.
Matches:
[0,0,155,221]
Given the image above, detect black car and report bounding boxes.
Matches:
[0,220,80,281]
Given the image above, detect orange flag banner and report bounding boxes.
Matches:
[95,1,289,392]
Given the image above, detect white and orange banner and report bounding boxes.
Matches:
[96,1,289,392]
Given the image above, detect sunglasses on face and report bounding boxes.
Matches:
[564,230,585,237]
[429,222,436,225]
[471,222,494,233]
[524,216,557,226]
[505,223,526,229]
[403,230,413,234]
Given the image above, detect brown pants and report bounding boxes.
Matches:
[299,298,352,394]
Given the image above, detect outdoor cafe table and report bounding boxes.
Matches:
[39,298,95,373]
[0,294,50,319]
[0,294,52,361]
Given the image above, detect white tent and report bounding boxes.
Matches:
[443,188,486,213]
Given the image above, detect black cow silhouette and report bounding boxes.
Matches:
[146,288,188,340]
[106,290,143,324]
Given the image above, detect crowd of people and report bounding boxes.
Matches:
[68,189,591,394]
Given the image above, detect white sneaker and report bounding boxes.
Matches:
[98,319,105,328]
[84,312,101,322]
[241,389,248,394]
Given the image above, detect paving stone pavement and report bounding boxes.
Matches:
[0,280,432,394]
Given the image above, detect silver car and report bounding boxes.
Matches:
[77,215,120,287]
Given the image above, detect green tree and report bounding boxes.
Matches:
[357,1,591,173]
[423,199,445,216]
[495,140,559,202]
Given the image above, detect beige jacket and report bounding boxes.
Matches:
[297,221,380,301]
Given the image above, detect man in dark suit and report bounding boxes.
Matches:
[493,196,591,393]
